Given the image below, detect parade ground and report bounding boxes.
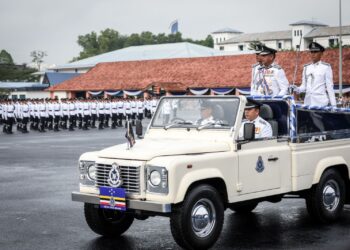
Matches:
[1,126,350,250]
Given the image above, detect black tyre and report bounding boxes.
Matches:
[84,203,134,237]
[306,169,346,223]
[229,202,258,214]
[170,184,224,250]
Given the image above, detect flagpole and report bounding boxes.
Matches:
[339,0,343,98]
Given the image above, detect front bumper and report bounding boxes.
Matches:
[71,191,171,213]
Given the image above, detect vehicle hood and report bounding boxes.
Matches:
[97,138,231,160]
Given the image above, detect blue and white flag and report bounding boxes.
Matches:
[169,20,178,34]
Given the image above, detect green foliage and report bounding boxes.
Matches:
[30,50,47,71]
[0,50,14,64]
[248,40,263,51]
[72,29,214,61]
[0,64,39,82]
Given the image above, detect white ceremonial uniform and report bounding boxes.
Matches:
[295,61,336,107]
[21,103,30,118]
[111,102,118,114]
[137,100,144,115]
[239,116,272,139]
[54,102,62,117]
[151,99,158,114]
[48,102,55,117]
[7,103,15,118]
[104,101,111,116]
[69,102,76,116]
[97,102,105,116]
[61,103,69,116]
[39,103,48,118]
[34,103,40,118]
[251,63,289,96]
[124,102,131,115]
[90,102,97,115]
[117,100,124,115]
[29,102,35,117]
[83,102,91,116]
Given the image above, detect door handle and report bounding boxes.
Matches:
[268,156,279,161]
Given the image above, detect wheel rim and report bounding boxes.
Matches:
[191,198,216,238]
[322,179,340,212]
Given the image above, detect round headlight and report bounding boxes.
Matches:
[87,164,97,180]
[150,170,161,186]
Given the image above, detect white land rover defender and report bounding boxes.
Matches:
[72,96,350,249]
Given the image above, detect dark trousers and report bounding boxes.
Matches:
[91,114,97,128]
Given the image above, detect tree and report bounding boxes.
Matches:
[30,50,47,71]
[72,29,214,61]
[0,50,14,64]
[248,40,263,51]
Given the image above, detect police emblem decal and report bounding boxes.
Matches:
[256,156,265,173]
[107,163,123,187]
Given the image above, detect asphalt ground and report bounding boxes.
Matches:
[1,123,350,250]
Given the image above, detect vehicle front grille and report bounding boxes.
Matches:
[95,164,141,194]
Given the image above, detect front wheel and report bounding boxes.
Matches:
[84,203,134,237]
[305,169,346,223]
[170,184,224,250]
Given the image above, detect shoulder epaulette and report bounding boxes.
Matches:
[272,64,282,70]
[259,119,267,125]
[252,63,259,68]
[303,63,312,67]
[321,62,331,66]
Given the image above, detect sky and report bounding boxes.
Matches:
[1,0,349,67]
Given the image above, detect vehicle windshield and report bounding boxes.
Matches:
[151,96,240,129]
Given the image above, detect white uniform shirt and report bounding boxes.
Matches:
[21,103,30,118]
[54,102,62,117]
[97,102,105,115]
[296,61,336,107]
[61,103,69,116]
[117,101,124,115]
[239,116,272,139]
[90,102,97,115]
[111,102,118,114]
[7,104,15,118]
[124,102,131,115]
[83,102,91,116]
[69,103,76,116]
[137,101,144,114]
[251,63,289,96]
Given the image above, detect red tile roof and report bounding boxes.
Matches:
[49,48,350,92]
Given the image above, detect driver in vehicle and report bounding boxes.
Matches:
[195,101,215,125]
[239,99,272,139]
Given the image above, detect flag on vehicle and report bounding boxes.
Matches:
[169,20,178,34]
[125,119,136,148]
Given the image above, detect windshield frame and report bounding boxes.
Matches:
[150,95,241,130]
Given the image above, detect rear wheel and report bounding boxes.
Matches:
[84,203,134,237]
[170,184,224,250]
[306,169,346,223]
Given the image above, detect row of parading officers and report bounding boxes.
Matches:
[0,98,160,120]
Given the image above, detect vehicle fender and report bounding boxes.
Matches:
[173,168,226,204]
[312,156,348,184]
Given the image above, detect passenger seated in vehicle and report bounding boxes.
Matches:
[195,101,215,125]
[239,99,272,139]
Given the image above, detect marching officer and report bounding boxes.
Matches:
[90,99,98,128]
[250,45,289,96]
[111,98,118,129]
[82,99,91,130]
[293,42,336,107]
[53,99,61,131]
[21,100,30,133]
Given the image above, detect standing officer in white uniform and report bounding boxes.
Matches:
[251,45,289,96]
[293,42,336,107]
[239,99,272,139]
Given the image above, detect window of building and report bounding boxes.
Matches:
[300,30,302,36]
[278,42,283,49]
[239,45,244,51]
[219,46,225,51]
[296,45,300,49]
[19,95,26,100]
[11,95,18,100]
[294,30,297,36]
[329,38,339,47]
[216,38,218,44]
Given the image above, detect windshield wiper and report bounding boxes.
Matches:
[197,121,230,131]
[164,121,193,130]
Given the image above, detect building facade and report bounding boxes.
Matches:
[212,20,350,52]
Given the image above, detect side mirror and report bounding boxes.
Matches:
[135,120,143,138]
[243,123,255,140]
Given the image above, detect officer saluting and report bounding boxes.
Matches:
[251,45,289,96]
[293,42,336,107]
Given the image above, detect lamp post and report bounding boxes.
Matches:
[339,0,343,97]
